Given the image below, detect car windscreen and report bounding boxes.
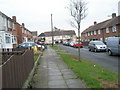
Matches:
[94,41,104,45]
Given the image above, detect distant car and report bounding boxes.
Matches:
[73,42,83,48]
[17,42,44,49]
[37,41,45,45]
[106,37,120,56]
[63,41,69,46]
[88,41,107,52]
[69,41,75,47]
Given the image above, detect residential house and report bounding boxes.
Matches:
[0,11,17,48]
[0,11,34,48]
[38,33,45,42]
[31,31,38,42]
[20,23,33,43]
[39,29,76,43]
[81,13,120,44]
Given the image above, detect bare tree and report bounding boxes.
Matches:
[68,0,87,61]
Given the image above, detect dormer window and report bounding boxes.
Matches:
[106,28,109,33]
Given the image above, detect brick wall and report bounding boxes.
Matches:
[81,25,120,43]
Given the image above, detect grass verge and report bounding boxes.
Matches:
[50,45,63,50]
[58,53,119,88]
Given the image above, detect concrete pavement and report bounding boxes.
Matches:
[32,46,86,88]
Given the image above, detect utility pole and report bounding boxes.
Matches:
[51,14,54,46]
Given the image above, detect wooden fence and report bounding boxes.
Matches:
[0,48,34,88]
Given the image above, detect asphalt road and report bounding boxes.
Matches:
[57,44,119,72]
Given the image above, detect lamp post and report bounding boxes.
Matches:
[51,14,54,46]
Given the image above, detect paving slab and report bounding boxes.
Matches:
[32,46,86,88]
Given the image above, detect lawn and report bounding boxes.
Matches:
[50,45,63,50]
[50,45,119,88]
[58,53,119,88]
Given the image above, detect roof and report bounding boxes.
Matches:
[44,30,76,37]
[31,31,38,36]
[82,16,120,34]
[38,33,45,37]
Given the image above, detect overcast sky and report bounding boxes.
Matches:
[0,0,119,35]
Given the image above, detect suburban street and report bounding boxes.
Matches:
[57,44,119,72]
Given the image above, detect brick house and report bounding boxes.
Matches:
[31,31,38,42]
[81,13,120,44]
[0,11,34,48]
[0,11,17,48]
[39,29,77,43]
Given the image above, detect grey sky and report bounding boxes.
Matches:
[0,0,119,35]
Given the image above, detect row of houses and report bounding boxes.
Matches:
[38,28,77,43]
[0,11,38,48]
[81,13,120,43]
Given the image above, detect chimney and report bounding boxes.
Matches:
[12,16,16,21]
[22,23,25,27]
[112,13,116,18]
[94,21,97,25]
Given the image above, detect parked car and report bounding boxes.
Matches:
[37,41,45,45]
[106,37,120,56]
[88,41,107,52]
[69,41,75,47]
[73,42,83,48]
[17,42,45,49]
[63,41,69,46]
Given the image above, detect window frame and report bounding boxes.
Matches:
[112,26,116,32]
[106,28,109,33]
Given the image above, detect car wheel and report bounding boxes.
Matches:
[108,50,112,56]
[94,48,97,52]
[89,49,91,51]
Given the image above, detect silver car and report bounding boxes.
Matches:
[88,41,107,52]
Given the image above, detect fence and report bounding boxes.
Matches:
[1,48,34,88]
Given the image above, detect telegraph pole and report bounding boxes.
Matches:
[51,14,54,46]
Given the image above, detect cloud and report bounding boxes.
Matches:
[0,0,119,35]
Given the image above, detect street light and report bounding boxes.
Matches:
[51,14,54,46]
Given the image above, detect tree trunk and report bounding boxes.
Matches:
[78,23,81,62]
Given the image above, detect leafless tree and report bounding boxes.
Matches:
[68,0,87,61]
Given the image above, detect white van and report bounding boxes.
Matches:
[107,37,120,56]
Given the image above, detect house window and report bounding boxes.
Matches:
[100,38,103,41]
[5,35,11,44]
[98,30,101,34]
[12,36,17,44]
[106,28,109,33]
[2,17,6,26]
[88,32,90,36]
[94,31,96,35]
[105,37,108,42]
[85,33,87,36]
[13,23,15,29]
[8,20,11,28]
[91,31,93,35]
[112,26,116,32]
